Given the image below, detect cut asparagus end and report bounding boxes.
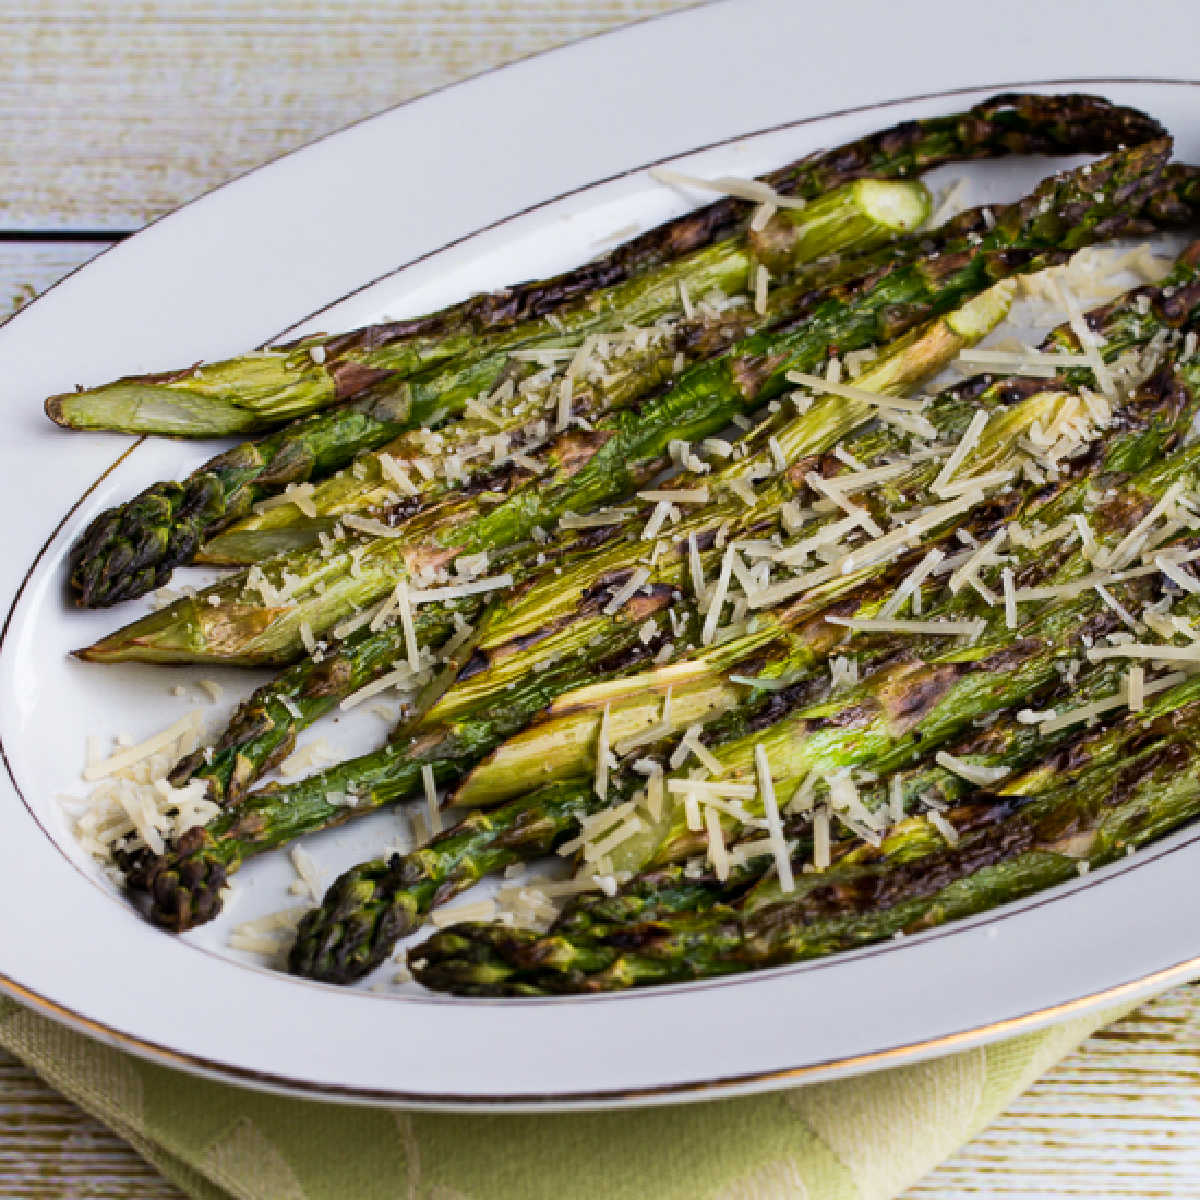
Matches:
[46,383,272,438]
[45,354,337,437]
[452,670,740,810]
[757,179,931,272]
[946,277,1019,342]
[74,598,285,665]
[853,177,933,233]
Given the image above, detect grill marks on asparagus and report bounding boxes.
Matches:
[53,97,1200,993]
[135,246,1200,938]
[396,368,1200,980]
[409,680,1200,995]
[141,284,1026,912]
[501,640,1191,952]
[128,614,684,931]
[71,122,1196,610]
[71,268,752,604]
[68,179,926,611]
[77,141,1179,665]
[284,329,1200,979]
[50,91,1165,440]
[66,169,939,606]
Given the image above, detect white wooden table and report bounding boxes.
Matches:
[5,4,1200,1195]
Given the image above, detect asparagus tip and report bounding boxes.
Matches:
[122,831,230,933]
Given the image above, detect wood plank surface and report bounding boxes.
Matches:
[0,1053,180,1198]
[5,3,1200,1196]
[0,244,116,319]
[1,1,696,230]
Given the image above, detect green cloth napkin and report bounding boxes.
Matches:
[0,994,1138,1199]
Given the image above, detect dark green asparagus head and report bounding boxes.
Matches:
[288,854,425,984]
[69,474,228,607]
[122,827,230,932]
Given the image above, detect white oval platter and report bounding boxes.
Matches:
[1,0,1200,1110]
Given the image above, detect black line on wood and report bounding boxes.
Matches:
[0,230,132,244]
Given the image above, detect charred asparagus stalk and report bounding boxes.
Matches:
[167,285,1018,804]
[288,390,1200,983]
[144,334,1200,938]
[70,178,932,608]
[181,161,1200,570]
[409,673,1200,994]
[283,328,1200,982]
[48,92,1163,438]
[452,309,1200,808]
[78,141,1174,666]
[294,551,1200,989]
[167,250,1200,841]
[547,636,1177,945]
[287,780,608,982]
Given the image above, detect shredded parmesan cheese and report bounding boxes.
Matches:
[753,264,769,316]
[934,752,1011,786]
[755,744,793,893]
[430,898,498,928]
[928,811,960,847]
[932,410,989,496]
[826,615,987,638]
[82,711,205,782]
[702,547,736,645]
[1127,666,1146,712]
[289,846,323,904]
[395,580,421,671]
[408,574,514,605]
[1155,554,1200,594]
[339,664,415,711]
[594,704,611,801]
[603,568,651,616]
[784,370,928,414]
[813,807,831,871]
[665,778,757,800]
[704,805,729,881]
[648,166,808,209]
[277,737,338,780]
[638,487,709,504]
[342,514,402,538]
[1002,568,1018,630]
[422,764,442,837]
[1038,671,1186,732]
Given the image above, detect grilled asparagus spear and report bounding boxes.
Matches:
[288,386,1200,983]
[48,92,1162,438]
[70,179,932,608]
[142,328,1200,937]
[152,270,1200,834]
[78,141,1173,666]
[181,243,1200,810]
[131,300,1027,926]
[452,318,1200,808]
[296,537,1200,988]
[307,654,1134,982]
[285,331,1200,977]
[172,162,1200,570]
[410,672,1200,994]
[167,283,1021,804]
